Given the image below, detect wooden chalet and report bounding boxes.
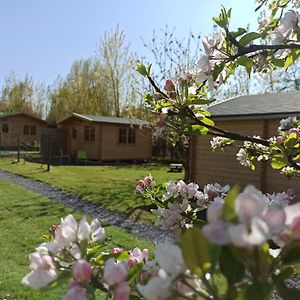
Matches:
[0,112,48,149]
[188,91,300,195]
[57,113,152,162]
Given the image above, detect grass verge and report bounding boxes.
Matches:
[0,179,154,300]
[0,158,182,220]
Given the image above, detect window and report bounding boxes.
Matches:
[119,127,136,144]
[119,128,127,143]
[30,126,36,135]
[2,123,8,133]
[23,125,29,135]
[84,126,95,142]
[24,125,36,135]
[128,128,136,144]
[72,127,77,139]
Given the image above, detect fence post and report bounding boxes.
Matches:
[17,135,20,162]
[0,132,2,157]
[47,136,52,172]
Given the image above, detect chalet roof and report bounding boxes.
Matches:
[58,113,149,126]
[208,91,300,120]
[0,112,48,123]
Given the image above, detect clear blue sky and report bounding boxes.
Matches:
[0,0,257,87]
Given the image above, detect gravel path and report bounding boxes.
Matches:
[0,169,173,244]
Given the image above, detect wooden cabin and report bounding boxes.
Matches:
[188,91,300,195]
[57,113,152,162]
[0,112,48,149]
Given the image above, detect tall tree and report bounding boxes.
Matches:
[98,25,134,117]
[0,72,48,118]
[48,58,110,122]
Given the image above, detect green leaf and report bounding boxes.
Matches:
[136,64,148,76]
[236,56,253,77]
[219,247,245,284]
[272,58,285,67]
[231,28,247,38]
[222,185,239,222]
[284,49,300,70]
[127,262,143,284]
[199,116,215,127]
[181,227,211,276]
[183,125,209,136]
[284,132,298,149]
[271,155,288,169]
[239,32,261,46]
[212,62,226,81]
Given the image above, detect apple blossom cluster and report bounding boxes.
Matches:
[202,185,298,248]
[236,135,271,170]
[150,180,230,236]
[210,136,233,151]
[134,175,155,195]
[270,10,300,45]
[21,214,150,300]
[137,242,206,300]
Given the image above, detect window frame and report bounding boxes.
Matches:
[84,126,95,143]
[23,125,29,135]
[2,123,9,133]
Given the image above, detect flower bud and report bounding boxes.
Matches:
[143,176,152,186]
[177,77,186,87]
[276,135,284,145]
[164,79,175,91]
[154,92,164,101]
[168,91,176,100]
[112,247,124,254]
[72,259,93,283]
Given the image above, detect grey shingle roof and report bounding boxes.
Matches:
[208,91,300,120]
[59,113,148,126]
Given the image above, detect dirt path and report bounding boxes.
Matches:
[0,169,173,244]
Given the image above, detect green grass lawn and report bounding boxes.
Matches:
[0,158,182,220]
[0,179,154,300]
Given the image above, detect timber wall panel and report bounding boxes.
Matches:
[191,117,300,196]
[101,124,152,161]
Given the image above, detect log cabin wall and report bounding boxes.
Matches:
[59,117,152,161]
[190,118,300,195]
[0,114,47,149]
[101,124,152,161]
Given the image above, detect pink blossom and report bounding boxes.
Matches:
[90,218,105,242]
[155,242,186,278]
[137,276,171,300]
[206,197,224,223]
[72,260,93,283]
[64,281,87,300]
[228,218,269,248]
[235,186,268,224]
[104,258,128,286]
[21,251,57,288]
[203,221,231,245]
[289,217,300,239]
[113,281,130,300]
[78,217,91,241]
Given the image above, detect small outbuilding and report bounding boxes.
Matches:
[188,91,300,195]
[0,112,48,149]
[57,113,152,162]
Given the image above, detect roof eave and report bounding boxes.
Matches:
[211,111,300,121]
